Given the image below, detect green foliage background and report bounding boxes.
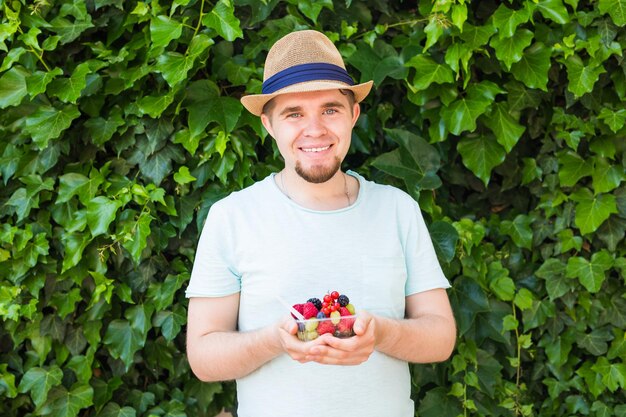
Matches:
[1,0,626,416]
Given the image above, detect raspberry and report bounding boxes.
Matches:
[302,302,319,319]
[339,307,351,316]
[292,303,305,319]
[337,318,355,336]
[337,294,349,307]
[307,298,322,310]
[317,320,335,335]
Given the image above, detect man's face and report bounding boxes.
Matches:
[260,89,360,184]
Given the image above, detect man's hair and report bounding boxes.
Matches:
[261,89,356,117]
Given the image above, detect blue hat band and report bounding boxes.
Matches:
[262,63,354,95]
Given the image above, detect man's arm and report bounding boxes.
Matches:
[373,288,456,363]
[186,294,332,381]
[306,288,456,365]
[186,294,282,381]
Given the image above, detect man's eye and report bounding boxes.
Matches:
[323,109,337,115]
[287,113,301,118]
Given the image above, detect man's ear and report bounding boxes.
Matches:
[260,113,275,138]
[351,103,361,127]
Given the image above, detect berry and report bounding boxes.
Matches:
[339,307,351,316]
[316,311,326,319]
[345,303,355,315]
[307,298,322,311]
[322,306,331,315]
[337,294,349,307]
[323,294,332,303]
[331,291,339,300]
[302,302,319,319]
[330,310,341,325]
[292,303,305,319]
[317,320,335,335]
[337,318,355,336]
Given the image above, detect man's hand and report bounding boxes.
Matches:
[299,311,377,365]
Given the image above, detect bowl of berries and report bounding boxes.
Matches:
[291,291,357,342]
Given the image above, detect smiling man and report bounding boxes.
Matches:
[185,30,456,417]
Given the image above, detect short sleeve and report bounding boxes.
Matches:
[404,200,450,295]
[185,201,241,298]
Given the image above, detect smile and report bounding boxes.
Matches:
[301,145,331,153]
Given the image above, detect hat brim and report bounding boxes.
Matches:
[240,80,374,116]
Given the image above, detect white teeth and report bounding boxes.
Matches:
[302,145,330,152]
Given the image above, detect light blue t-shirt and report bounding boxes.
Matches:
[186,171,450,417]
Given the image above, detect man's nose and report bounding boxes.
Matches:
[303,115,327,136]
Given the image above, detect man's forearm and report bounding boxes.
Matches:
[187,325,282,382]
[374,314,456,363]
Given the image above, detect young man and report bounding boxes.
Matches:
[185,30,456,417]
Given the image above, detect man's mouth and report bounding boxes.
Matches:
[301,145,331,153]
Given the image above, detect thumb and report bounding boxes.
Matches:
[353,310,372,335]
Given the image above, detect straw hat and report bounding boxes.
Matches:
[240,30,373,116]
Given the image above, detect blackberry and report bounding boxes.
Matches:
[307,297,322,311]
[337,294,349,307]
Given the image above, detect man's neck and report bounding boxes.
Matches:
[277,170,357,211]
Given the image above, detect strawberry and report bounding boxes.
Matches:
[302,302,319,319]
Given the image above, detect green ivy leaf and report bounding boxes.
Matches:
[565,250,613,292]
[592,357,626,392]
[156,35,213,87]
[188,96,242,135]
[405,55,454,91]
[429,221,458,263]
[137,91,175,118]
[536,0,571,24]
[578,328,612,355]
[103,319,145,370]
[297,0,333,23]
[0,66,28,109]
[423,13,447,52]
[60,232,90,273]
[153,305,186,341]
[39,383,93,417]
[121,212,152,263]
[500,214,533,249]
[558,151,593,187]
[457,135,506,186]
[459,22,496,50]
[598,0,626,26]
[150,16,183,49]
[49,16,94,44]
[24,105,81,149]
[564,55,606,97]
[481,102,526,152]
[202,0,243,41]
[570,188,618,235]
[84,109,124,146]
[17,366,63,408]
[47,62,92,103]
[510,42,552,91]
[597,216,626,251]
[86,196,123,237]
[592,157,625,194]
[490,29,534,70]
[173,166,196,185]
[417,387,463,417]
[597,108,626,133]
[25,68,64,97]
[491,4,532,38]
[506,81,543,112]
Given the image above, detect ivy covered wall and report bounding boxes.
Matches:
[1,0,625,416]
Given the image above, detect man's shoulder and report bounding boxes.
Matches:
[212,175,274,210]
